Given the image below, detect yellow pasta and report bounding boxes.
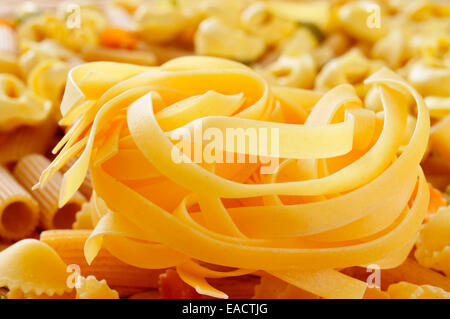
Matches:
[264,1,330,31]
[134,0,189,43]
[388,282,450,299]
[61,157,93,200]
[425,96,450,119]
[13,154,86,230]
[40,229,165,296]
[258,53,316,88]
[0,53,20,76]
[195,17,266,63]
[19,39,82,76]
[0,0,448,300]
[315,48,384,94]
[0,25,18,55]
[81,46,157,66]
[0,239,71,297]
[17,12,100,53]
[380,258,450,292]
[254,274,319,299]
[241,1,295,45]
[408,62,450,97]
[430,115,450,167]
[0,237,117,299]
[75,275,119,299]
[415,205,450,277]
[105,4,135,31]
[0,118,57,165]
[27,59,71,108]
[0,73,52,131]
[72,202,94,230]
[0,166,39,240]
[336,1,387,43]
[31,54,430,300]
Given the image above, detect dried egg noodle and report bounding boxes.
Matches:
[32,56,431,299]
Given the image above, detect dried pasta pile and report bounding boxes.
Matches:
[0,0,449,299]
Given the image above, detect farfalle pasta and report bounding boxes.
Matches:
[195,17,266,62]
[0,0,448,300]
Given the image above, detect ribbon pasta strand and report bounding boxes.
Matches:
[32,55,431,299]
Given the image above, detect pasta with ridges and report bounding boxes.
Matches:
[0,0,448,300]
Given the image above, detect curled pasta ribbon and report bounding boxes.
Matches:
[0,238,118,299]
[42,56,429,299]
[415,205,450,277]
[0,74,51,131]
[134,0,190,43]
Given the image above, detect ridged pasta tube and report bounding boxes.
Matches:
[0,166,39,240]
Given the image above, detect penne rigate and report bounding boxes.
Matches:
[13,154,86,230]
[40,229,165,297]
